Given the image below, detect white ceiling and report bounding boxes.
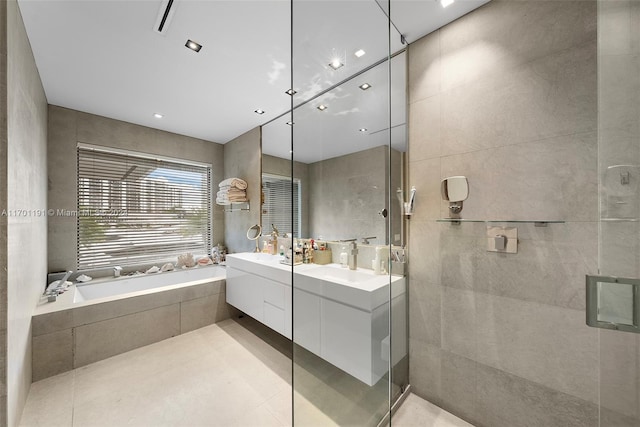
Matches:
[18,0,489,153]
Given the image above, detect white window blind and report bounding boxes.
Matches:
[262,174,301,237]
[77,146,212,269]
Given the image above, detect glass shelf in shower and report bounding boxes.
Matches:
[437,218,565,226]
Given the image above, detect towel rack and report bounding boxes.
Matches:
[224,202,250,212]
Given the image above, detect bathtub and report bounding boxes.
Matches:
[32,265,232,381]
[73,265,227,303]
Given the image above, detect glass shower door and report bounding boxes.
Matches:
[597,1,640,425]
[290,0,398,425]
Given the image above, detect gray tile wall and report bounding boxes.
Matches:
[308,146,389,244]
[47,106,225,272]
[223,127,261,253]
[407,2,600,426]
[598,1,640,425]
[32,279,232,381]
[5,1,48,425]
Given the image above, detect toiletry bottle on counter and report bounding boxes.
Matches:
[295,244,303,264]
[340,246,348,268]
[373,246,389,275]
[279,245,285,256]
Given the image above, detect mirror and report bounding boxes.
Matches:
[261,52,407,246]
[441,176,469,215]
[246,224,262,253]
[441,176,469,202]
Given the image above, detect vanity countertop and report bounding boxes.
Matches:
[226,252,317,284]
[226,252,405,311]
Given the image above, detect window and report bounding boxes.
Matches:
[77,145,212,269]
[261,174,301,237]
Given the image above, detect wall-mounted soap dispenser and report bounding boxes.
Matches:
[441,176,468,215]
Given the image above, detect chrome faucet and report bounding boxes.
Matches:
[44,270,73,302]
[348,241,358,270]
[113,266,122,277]
[361,236,376,245]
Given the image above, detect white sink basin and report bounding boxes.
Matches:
[226,252,316,285]
[308,266,373,284]
[234,252,282,263]
[294,264,405,312]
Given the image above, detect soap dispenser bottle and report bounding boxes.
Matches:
[373,252,381,275]
[374,245,389,275]
[340,246,348,268]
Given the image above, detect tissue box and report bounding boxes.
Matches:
[313,250,332,265]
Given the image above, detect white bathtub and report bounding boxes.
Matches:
[73,265,227,303]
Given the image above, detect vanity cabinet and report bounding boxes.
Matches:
[293,285,404,386]
[322,298,390,386]
[293,288,321,354]
[225,267,265,322]
[226,253,292,339]
[226,253,406,386]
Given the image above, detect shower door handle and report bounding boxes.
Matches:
[586,274,640,333]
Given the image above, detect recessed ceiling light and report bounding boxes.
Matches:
[328,59,344,70]
[359,128,367,132]
[359,83,371,90]
[286,121,294,126]
[153,113,163,119]
[254,109,265,115]
[285,89,297,96]
[317,104,327,111]
[185,39,202,52]
[354,49,366,58]
[440,0,454,8]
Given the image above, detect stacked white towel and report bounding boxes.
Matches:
[216,178,248,205]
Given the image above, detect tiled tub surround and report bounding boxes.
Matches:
[32,266,232,382]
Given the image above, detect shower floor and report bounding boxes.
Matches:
[19,317,471,426]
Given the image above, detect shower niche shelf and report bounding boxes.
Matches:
[223,202,250,212]
[437,218,565,226]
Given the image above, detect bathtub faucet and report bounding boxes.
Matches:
[44,270,73,302]
[113,266,122,277]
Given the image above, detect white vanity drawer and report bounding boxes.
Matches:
[263,279,285,309]
[263,302,285,336]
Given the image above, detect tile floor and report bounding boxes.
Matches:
[20,317,472,427]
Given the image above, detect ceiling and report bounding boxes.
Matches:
[18,0,489,151]
[263,52,408,163]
